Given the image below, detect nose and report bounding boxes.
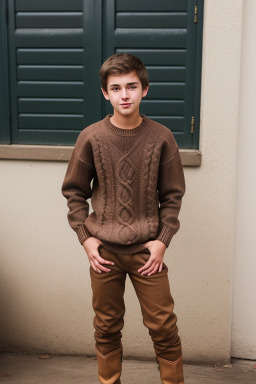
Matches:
[121,88,129,100]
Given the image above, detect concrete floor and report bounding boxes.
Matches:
[0,353,255,383]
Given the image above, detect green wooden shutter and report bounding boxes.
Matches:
[6,0,102,145]
[0,0,10,144]
[2,0,203,148]
[103,0,203,148]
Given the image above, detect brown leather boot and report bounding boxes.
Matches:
[157,355,184,384]
[95,346,122,384]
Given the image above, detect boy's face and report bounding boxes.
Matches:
[102,71,148,119]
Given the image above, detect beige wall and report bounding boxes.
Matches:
[232,0,256,360]
[0,0,244,363]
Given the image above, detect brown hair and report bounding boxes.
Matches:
[100,53,149,92]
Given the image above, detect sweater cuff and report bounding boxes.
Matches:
[156,223,177,248]
[76,225,92,245]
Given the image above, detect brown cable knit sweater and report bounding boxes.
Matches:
[62,114,185,254]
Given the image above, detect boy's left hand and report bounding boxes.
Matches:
[138,240,167,276]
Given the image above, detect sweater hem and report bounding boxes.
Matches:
[101,241,151,255]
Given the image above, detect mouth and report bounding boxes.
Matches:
[120,103,132,107]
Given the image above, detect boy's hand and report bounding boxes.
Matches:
[138,240,167,276]
[83,237,115,273]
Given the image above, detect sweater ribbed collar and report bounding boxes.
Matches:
[104,114,147,136]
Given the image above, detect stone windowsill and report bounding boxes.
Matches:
[0,145,201,166]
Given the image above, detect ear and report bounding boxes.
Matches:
[101,87,110,100]
[142,86,149,98]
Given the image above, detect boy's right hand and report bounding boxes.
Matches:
[82,237,115,273]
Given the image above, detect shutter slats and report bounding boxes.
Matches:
[17,82,84,98]
[114,29,187,49]
[116,13,187,29]
[147,67,186,82]
[147,83,185,100]
[18,66,83,81]
[17,49,83,64]
[16,0,83,12]
[140,100,184,115]
[15,29,83,47]
[146,117,184,132]
[17,131,80,145]
[16,12,83,29]
[18,99,83,114]
[19,115,83,130]
[116,0,188,12]
[116,49,186,66]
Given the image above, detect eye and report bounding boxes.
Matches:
[129,85,137,90]
[111,87,120,92]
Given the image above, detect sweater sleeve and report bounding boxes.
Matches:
[62,141,95,245]
[156,146,185,247]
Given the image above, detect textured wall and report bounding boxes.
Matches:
[0,0,244,363]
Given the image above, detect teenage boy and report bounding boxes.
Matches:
[62,53,185,384]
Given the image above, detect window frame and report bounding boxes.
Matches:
[0,0,203,166]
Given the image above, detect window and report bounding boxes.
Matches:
[0,0,203,150]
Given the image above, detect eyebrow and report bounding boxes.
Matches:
[109,82,139,87]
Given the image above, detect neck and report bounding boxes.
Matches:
[110,112,142,129]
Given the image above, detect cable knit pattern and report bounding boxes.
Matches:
[91,135,108,226]
[62,115,185,254]
[116,156,138,244]
[145,139,162,237]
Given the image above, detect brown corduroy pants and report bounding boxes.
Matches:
[90,246,182,362]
